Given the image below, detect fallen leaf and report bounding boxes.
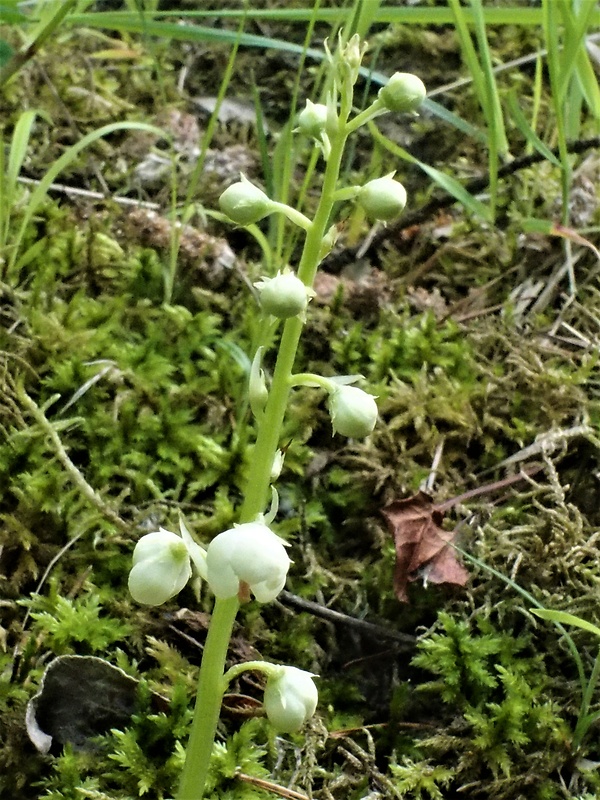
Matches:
[381,491,469,602]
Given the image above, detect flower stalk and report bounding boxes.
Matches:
[124,35,424,800]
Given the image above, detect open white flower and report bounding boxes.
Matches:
[264,666,318,733]
[206,522,291,602]
[128,528,192,606]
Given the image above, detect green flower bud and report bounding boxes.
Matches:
[358,173,407,221]
[297,100,328,138]
[219,174,273,225]
[328,384,378,438]
[378,72,426,114]
[254,270,313,319]
[264,666,318,733]
[128,529,192,606]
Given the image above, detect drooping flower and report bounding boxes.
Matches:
[206,522,291,603]
[378,72,426,114]
[128,528,192,606]
[328,384,378,438]
[358,173,407,221]
[264,666,318,733]
[254,270,313,319]
[219,174,274,226]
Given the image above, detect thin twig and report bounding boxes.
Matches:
[278,591,415,646]
[19,388,129,532]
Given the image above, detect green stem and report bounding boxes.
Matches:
[573,647,600,752]
[176,595,239,800]
[239,113,351,524]
[177,67,354,800]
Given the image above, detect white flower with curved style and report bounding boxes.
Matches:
[206,522,291,602]
[128,528,192,606]
[264,666,318,733]
[328,384,378,438]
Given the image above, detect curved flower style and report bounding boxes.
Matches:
[128,528,192,606]
[206,522,291,603]
[264,666,318,733]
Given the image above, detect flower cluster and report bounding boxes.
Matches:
[129,519,290,607]
[130,519,317,732]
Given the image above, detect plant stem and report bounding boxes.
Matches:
[176,595,239,800]
[177,74,354,800]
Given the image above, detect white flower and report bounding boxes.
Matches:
[206,522,291,602]
[128,528,192,606]
[264,666,318,733]
[254,270,313,319]
[328,384,378,438]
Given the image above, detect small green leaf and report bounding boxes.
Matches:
[531,609,600,638]
[0,38,13,67]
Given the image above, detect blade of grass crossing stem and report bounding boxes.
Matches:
[470,0,508,156]
[506,90,561,166]
[183,11,246,211]
[9,122,165,279]
[251,79,273,201]
[270,0,323,265]
[368,122,492,222]
[556,0,597,103]
[347,0,382,38]
[543,0,570,225]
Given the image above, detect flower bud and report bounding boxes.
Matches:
[219,174,273,226]
[328,384,378,438]
[297,100,328,139]
[206,522,291,603]
[378,72,426,114]
[254,270,312,319]
[128,529,192,606]
[358,173,407,221]
[249,346,269,418]
[264,666,318,733]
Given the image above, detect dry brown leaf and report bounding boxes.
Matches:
[381,491,469,602]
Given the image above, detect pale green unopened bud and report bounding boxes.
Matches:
[297,100,328,138]
[328,385,378,438]
[128,529,192,606]
[264,666,318,733]
[358,173,407,221]
[378,72,426,114]
[255,270,313,319]
[249,346,269,418]
[219,174,273,225]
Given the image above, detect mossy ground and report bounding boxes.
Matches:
[1,6,600,800]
